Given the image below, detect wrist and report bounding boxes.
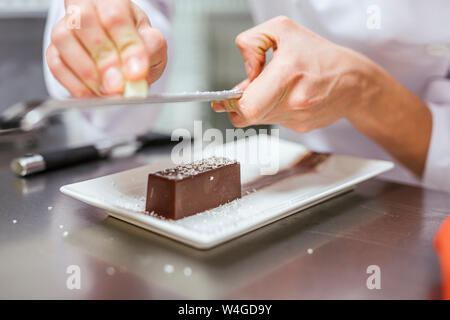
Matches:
[344,52,386,125]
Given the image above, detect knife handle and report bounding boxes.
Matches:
[136,132,176,149]
[11,145,103,177]
[42,145,102,171]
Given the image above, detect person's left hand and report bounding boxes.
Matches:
[211,16,382,133]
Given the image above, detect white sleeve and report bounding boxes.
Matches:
[43,0,67,99]
[42,0,173,138]
[422,76,450,193]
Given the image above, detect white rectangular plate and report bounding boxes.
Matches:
[60,136,393,249]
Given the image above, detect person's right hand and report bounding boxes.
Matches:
[46,0,168,97]
[212,16,432,177]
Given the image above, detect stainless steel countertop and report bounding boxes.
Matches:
[0,123,447,299]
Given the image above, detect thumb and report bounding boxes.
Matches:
[132,3,167,84]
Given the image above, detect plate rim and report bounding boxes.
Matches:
[60,151,393,249]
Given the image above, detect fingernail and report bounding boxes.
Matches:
[103,66,124,93]
[245,61,252,76]
[126,57,144,76]
[211,101,226,112]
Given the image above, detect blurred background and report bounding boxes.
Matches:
[0,0,255,137]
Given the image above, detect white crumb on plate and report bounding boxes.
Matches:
[111,195,147,212]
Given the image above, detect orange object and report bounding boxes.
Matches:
[434,217,450,300]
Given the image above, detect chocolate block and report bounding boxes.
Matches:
[145,157,241,219]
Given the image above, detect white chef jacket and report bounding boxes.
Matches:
[44,0,450,193]
[248,0,450,192]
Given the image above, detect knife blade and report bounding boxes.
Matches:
[20,90,243,132]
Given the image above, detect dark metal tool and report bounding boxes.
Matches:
[10,131,177,177]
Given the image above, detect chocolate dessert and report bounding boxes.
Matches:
[145,157,241,219]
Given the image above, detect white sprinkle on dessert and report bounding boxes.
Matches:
[153,157,237,180]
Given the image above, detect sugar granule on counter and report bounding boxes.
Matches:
[12,219,17,224]
[48,206,53,211]
[63,231,69,237]
[184,267,192,276]
[106,266,116,276]
[164,264,174,274]
[307,248,314,254]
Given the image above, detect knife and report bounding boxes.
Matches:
[10,131,180,177]
[20,90,243,132]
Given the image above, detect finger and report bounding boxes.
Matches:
[211,100,226,113]
[228,111,272,128]
[132,4,167,84]
[139,27,168,84]
[131,4,168,87]
[131,2,152,28]
[46,44,95,98]
[235,16,291,81]
[95,0,149,81]
[211,99,240,113]
[229,112,254,128]
[51,18,101,94]
[233,78,250,91]
[211,79,250,113]
[231,62,287,127]
[65,0,123,94]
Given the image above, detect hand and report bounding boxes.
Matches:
[212,16,431,177]
[212,16,380,132]
[46,0,167,97]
